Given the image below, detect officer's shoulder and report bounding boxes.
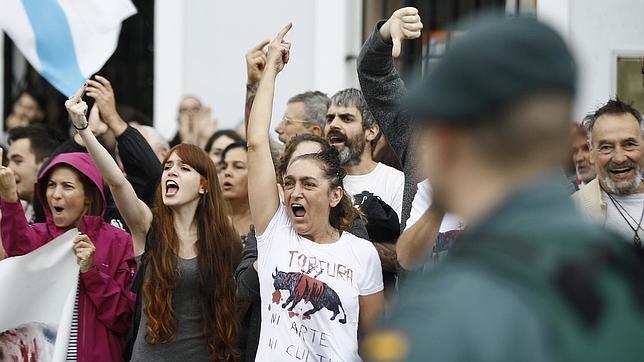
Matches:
[405,264,546,324]
[390,264,549,359]
[405,262,538,311]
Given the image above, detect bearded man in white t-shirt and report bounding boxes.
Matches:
[325,88,405,295]
[325,88,405,218]
[572,98,644,247]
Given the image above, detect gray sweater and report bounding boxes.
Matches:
[357,22,419,230]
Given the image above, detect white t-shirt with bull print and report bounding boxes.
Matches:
[256,205,383,362]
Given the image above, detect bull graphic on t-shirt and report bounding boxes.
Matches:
[272,268,347,324]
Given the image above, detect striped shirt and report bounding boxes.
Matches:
[66,281,80,361]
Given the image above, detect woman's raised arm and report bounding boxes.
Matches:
[65,91,152,256]
[247,23,292,235]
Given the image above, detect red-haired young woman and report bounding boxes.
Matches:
[66,93,241,361]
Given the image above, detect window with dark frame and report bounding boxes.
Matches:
[362,0,535,82]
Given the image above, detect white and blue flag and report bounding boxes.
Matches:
[0,0,136,97]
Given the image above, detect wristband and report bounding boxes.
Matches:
[74,122,89,131]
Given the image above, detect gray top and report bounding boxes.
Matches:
[357,21,419,230]
[131,257,210,362]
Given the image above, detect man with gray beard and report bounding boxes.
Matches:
[573,99,644,246]
[325,88,404,297]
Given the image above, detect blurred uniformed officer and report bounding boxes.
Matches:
[364,14,644,362]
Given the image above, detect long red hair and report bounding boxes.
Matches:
[142,144,241,361]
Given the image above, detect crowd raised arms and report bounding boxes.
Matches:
[1,5,644,362]
[246,23,291,236]
[66,84,152,257]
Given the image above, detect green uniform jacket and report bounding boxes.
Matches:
[374,175,644,362]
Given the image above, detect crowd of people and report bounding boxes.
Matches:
[1,6,644,362]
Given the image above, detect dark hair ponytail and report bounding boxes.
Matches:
[293,147,360,232]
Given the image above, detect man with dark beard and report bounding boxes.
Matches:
[573,99,644,246]
[325,89,404,220]
[325,88,404,297]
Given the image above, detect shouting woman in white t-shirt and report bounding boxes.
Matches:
[247,23,385,362]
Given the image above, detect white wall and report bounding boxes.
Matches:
[154,0,185,140]
[538,0,644,120]
[155,0,362,139]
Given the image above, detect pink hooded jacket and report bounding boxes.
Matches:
[1,152,136,362]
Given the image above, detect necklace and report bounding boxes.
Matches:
[612,201,644,232]
[601,185,644,247]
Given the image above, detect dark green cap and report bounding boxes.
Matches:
[408,14,577,124]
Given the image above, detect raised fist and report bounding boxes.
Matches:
[194,106,216,147]
[86,75,119,124]
[380,7,423,58]
[0,148,18,203]
[246,40,269,85]
[73,233,96,273]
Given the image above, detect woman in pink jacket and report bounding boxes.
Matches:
[0,151,136,361]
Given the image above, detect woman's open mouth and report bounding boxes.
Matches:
[165,180,179,197]
[291,203,306,218]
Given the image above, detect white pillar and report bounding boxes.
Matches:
[312,0,361,94]
[346,0,363,89]
[154,0,186,140]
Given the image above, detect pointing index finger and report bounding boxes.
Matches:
[69,82,87,102]
[275,22,293,43]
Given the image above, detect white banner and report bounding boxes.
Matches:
[0,229,79,362]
